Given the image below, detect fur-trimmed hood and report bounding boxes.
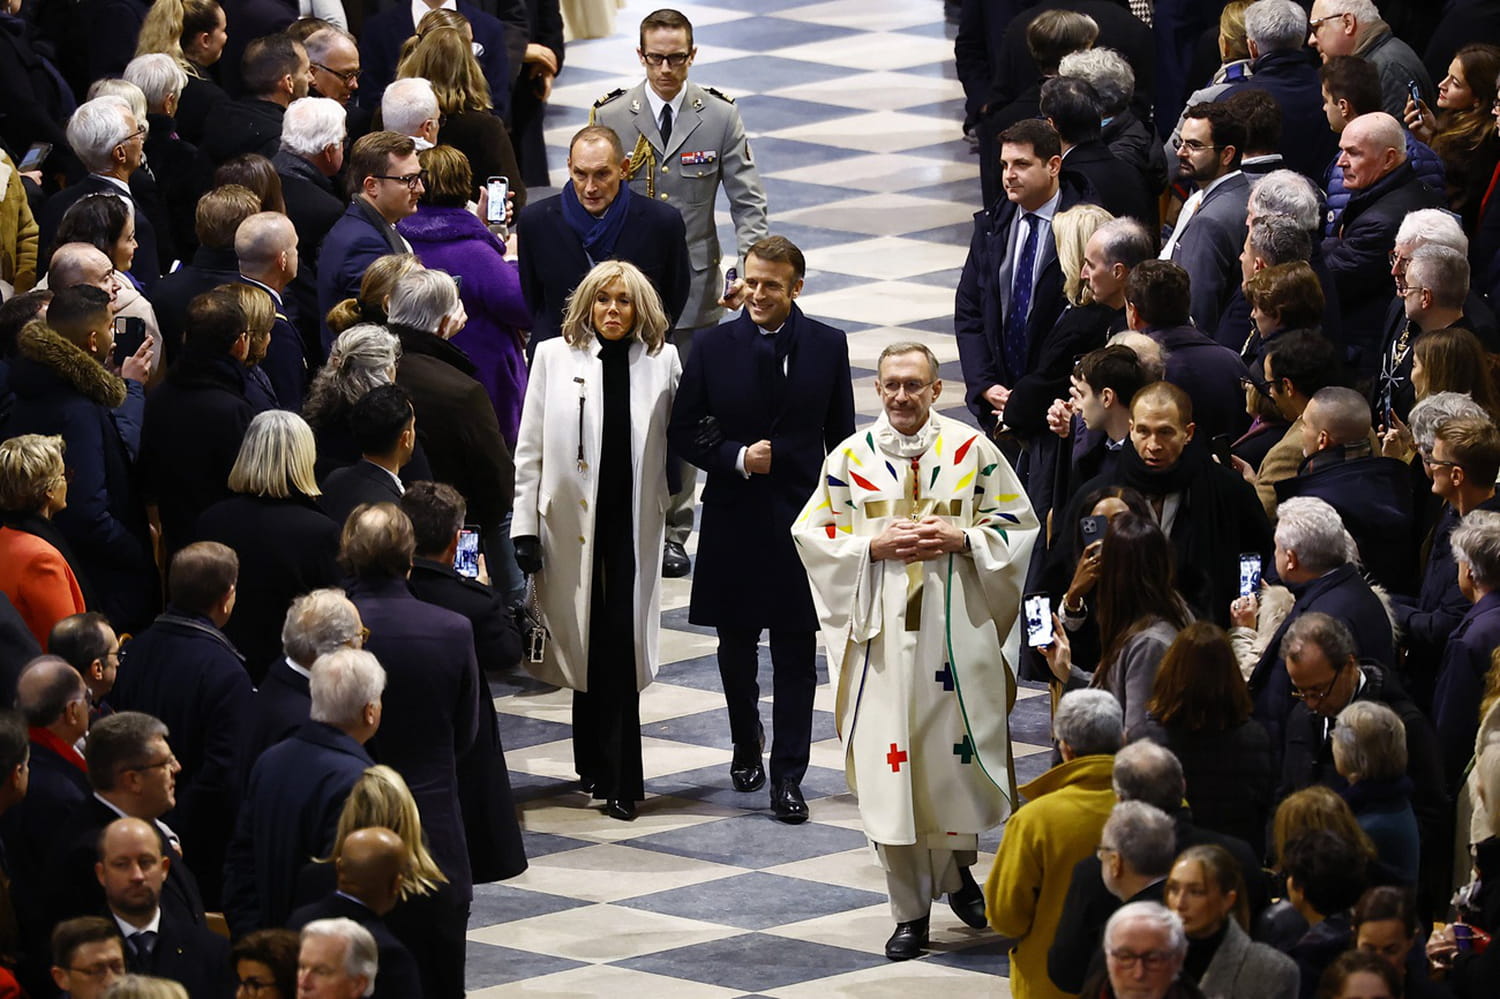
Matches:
[15,319,126,408]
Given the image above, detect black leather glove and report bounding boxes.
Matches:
[694,414,724,451]
[513,535,543,575]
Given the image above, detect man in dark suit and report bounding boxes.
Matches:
[317,131,422,353]
[223,648,382,937]
[342,503,488,997]
[199,34,311,167]
[668,237,854,822]
[242,589,365,776]
[109,543,253,911]
[148,185,263,367]
[48,917,127,999]
[1434,509,1500,794]
[218,0,298,96]
[517,125,691,348]
[98,817,232,997]
[44,712,206,933]
[287,827,423,999]
[237,212,310,410]
[359,0,512,120]
[38,96,163,290]
[3,657,92,932]
[320,384,413,527]
[1162,102,1251,336]
[957,118,1094,436]
[1125,260,1250,442]
[0,598,39,702]
[1216,0,1338,181]
[274,97,348,352]
[1042,78,1153,227]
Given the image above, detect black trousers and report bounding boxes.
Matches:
[716,626,816,786]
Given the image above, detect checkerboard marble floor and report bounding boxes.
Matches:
[466,0,1059,993]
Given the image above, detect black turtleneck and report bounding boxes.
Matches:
[1183,919,1230,984]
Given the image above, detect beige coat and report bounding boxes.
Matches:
[0,151,38,295]
[511,335,680,692]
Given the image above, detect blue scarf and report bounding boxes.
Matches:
[560,180,632,261]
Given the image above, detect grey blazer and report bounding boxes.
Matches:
[1199,918,1299,999]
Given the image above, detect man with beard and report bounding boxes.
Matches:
[97,817,230,996]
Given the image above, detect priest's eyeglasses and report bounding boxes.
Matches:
[879,379,934,397]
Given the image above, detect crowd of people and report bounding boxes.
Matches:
[2,0,1500,996]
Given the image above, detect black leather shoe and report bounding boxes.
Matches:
[771,780,808,824]
[662,541,691,578]
[604,799,636,821]
[884,917,929,961]
[730,743,766,792]
[947,865,987,928]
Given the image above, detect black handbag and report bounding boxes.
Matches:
[514,575,549,664]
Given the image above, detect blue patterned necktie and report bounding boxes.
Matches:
[1005,212,1041,381]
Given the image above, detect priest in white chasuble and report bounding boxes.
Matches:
[792,341,1039,962]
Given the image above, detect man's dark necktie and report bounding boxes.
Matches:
[128,930,157,965]
[756,331,785,411]
[660,105,673,147]
[1005,212,1041,382]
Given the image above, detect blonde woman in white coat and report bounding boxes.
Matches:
[512,260,680,821]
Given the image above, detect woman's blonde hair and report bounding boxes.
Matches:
[327,765,447,898]
[1055,203,1116,307]
[396,25,493,114]
[227,410,321,499]
[1218,0,1253,62]
[418,144,474,208]
[102,975,189,999]
[225,281,275,342]
[327,253,423,336]
[134,0,221,73]
[396,7,472,65]
[1272,785,1378,870]
[560,260,669,354]
[0,434,66,514]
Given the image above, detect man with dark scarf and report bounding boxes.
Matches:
[1056,381,1272,628]
[517,125,691,352]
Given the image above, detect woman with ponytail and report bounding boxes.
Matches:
[134,0,229,144]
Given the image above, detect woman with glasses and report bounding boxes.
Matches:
[194,410,342,683]
[0,433,87,645]
[395,22,525,207]
[512,260,680,821]
[1405,44,1500,233]
[1164,844,1297,999]
[230,929,298,999]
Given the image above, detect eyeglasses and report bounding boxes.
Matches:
[1108,949,1175,970]
[1291,661,1345,701]
[125,753,178,773]
[879,379,935,396]
[312,61,360,85]
[1308,12,1349,30]
[69,960,126,979]
[1420,450,1460,470]
[1172,137,1218,153]
[117,124,147,147]
[375,172,426,191]
[642,51,691,67]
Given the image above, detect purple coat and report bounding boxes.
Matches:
[398,205,529,445]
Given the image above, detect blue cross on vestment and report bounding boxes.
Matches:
[934,663,954,691]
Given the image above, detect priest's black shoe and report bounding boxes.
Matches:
[730,744,765,792]
[947,865,987,928]
[604,799,636,821]
[884,917,929,960]
[770,780,808,824]
[662,540,691,578]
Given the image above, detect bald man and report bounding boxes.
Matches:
[236,211,310,408]
[96,817,230,995]
[1277,387,1415,594]
[1323,112,1444,360]
[287,827,422,999]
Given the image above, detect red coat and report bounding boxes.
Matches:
[0,525,84,646]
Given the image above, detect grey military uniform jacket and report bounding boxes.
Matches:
[592,79,768,329]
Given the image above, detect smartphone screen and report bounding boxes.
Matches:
[723,266,737,300]
[19,142,50,172]
[1024,593,1054,648]
[1211,433,1233,467]
[454,527,480,578]
[1238,553,1262,598]
[485,176,509,225]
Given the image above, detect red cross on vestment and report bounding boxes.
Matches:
[887,743,908,772]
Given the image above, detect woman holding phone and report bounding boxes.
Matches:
[1405,44,1500,233]
[511,260,680,821]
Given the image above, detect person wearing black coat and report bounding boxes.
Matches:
[82,0,150,90]
[321,461,403,526]
[40,174,164,292]
[217,0,296,96]
[1041,77,1155,229]
[0,6,77,182]
[1142,323,1252,442]
[358,0,512,121]
[145,111,204,263]
[1216,46,1339,184]
[148,242,247,366]
[1005,303,1125,439]
[1372,298,1499,426]
[1433,586,1500,796]
[287,881,423,999]
[1134,716,1274,861]
[199,97,288,168]
[109,545,254,913]
[0,595,37,712]
[272,144,344,355]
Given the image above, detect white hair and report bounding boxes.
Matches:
[1453,510,1500,591]
[67,96,136,172]
[1107,330,1167,382]
[301,917,378,998]
[381,78,440,138]
[1058,47,1133,116]
[309,648,386,726]
[1408,244,1470,309]
[1104,901,1188,961]
[302,25,358,63]
[388,269,459,334]
[1340,0,1383,25]
[1054,689,1124,757]
[282,588,362,666]
[1395,207,1467,254]
[1410,391,1490,450]
[281,96,347,159]
[1249,170,1321,231]
[86,79,148,128]
[1275,497,1352,574]
[1245,0,1308,51]
[124,54,188,113]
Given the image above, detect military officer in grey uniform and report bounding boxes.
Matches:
[591,6,769,579]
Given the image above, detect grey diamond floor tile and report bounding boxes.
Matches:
[463,939,586,990]
[616,933,884,991]
[628,811,869,869]
[616,870,886,930]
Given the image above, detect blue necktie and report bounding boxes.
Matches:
[1006,212,1041,382]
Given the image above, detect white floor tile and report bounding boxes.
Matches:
[803,236,969,281]
[767,110,961,153]
[469,902,740,962]
[765,71,966,110]
[503,842,749,903]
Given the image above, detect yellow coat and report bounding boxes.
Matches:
[0,150,37,294]
[984,753,1116,999]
